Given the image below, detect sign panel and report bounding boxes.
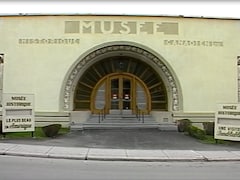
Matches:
[2,94,34,133]
[215,103,240,141]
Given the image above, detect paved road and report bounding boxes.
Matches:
[1,129,240,151]
[1,155,240,180]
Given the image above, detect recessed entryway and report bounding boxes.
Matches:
[74,56,168,114]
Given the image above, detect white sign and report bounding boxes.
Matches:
[2,93,35,133]
[215,103,240,141]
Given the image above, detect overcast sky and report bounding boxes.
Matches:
[1,1,240,19]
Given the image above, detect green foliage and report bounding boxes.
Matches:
[0,127,45,139]
[177,119,191,132]
[178,121,227,144]
[0,126,69,139]
[202,135,225,144]
[188,125,206,140]
[42,124,62,137]
[177,120,218,143]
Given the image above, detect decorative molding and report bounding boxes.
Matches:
[63,45,180,111]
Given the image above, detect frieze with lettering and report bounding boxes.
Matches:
[65,20,179,35]
[164,39,223,47]
[18,38,80,45]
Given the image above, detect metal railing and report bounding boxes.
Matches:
[98,106,106,123]
[136,105,145,123]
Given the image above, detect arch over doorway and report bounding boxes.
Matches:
[61,42,182,112]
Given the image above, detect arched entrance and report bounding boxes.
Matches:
[61,42,182,114]
[74,56,168,115]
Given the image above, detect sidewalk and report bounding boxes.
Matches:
[1,142,240,162]
[1,130,240,162]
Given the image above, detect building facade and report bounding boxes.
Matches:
[0,15,239,127]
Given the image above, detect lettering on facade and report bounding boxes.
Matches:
[64,20,179,35]
[18,38,80,45]
[164,39,224,47]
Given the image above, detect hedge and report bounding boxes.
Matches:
[42,124,62,137]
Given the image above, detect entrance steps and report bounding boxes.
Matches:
[71,114,177,131]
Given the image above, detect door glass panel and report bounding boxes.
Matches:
[122,78,131,110]
[111,78,119,109]
[136,82,146,110]
[95,82,105,109]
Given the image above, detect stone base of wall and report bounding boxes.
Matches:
[173,112,215,122]
[173,112,215,129]
[35,112,70,128]
[70,111,91,125]
[151,111,174,124]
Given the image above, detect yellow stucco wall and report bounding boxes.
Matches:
[0,15,239,113]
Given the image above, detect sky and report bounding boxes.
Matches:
[0,1,240,19]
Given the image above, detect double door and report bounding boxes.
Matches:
[92,73,150,114]
[110,75,132,113]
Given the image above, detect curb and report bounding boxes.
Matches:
[1,143,240,162]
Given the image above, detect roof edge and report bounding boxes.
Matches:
[0,13,239,21]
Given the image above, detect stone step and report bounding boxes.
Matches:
[84,121,158,124]
[70,113,177,131]
[89,114,154,121]
[88,118,155,121]
[71,123,160,130]
[86,119,156,124]
[90,114,152,118]
[71,122,177,131]
[71,125,177,130]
